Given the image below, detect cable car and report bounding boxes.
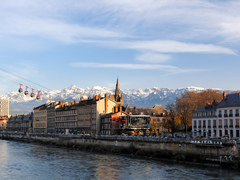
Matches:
[30,88,35,97]
[36,91,41,100]
[24,86,29,95]
[19,84,23,93]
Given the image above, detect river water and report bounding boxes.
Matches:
[0,140,240,180]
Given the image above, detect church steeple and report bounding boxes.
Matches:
[115,77,124,106]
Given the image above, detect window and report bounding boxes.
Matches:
[219,119,222,128]
[224,119,228,127]
[208,120,211,128]
[236,119,239,128]
[236,109,239,117]
[229,119,233,128]
[219,110,222,117]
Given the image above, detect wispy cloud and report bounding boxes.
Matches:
[93,40,236,55]
[70,62,207,74]
[136,52,171,63]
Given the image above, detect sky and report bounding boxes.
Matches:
[0,0,240,95]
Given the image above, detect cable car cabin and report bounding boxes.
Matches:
[30,88,35,97]
[36,95,40,100]
[24,86,29,95]
[18,88,23,93]
[18,84,23,93]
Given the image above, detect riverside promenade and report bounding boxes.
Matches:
[1,132,240,168]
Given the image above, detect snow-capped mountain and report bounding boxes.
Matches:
[1,85,223,115]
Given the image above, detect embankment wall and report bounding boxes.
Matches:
[1,133,239,167]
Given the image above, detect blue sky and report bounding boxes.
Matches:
[0,0,240,95]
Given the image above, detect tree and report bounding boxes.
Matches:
[175,89,223,128]
[163,103,181,136]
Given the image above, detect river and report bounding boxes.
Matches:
[0,140,240,180]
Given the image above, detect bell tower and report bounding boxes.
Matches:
[115,77,124,106]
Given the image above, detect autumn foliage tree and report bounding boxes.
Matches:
[175,89,223,128]
[163,103,181,136]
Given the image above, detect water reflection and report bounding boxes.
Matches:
[0,140,240,180]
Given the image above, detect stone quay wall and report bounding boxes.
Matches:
[1,133,240,168]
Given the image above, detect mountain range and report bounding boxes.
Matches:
[0,85,224,115]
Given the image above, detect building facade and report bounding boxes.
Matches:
[7,113,33,133]
[55,101,77,134]
[0,116,8,131]
[192,93,240,138]
[33,104,47,133]
[0,97,9,116]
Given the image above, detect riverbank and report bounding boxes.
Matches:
[1,133,240,169]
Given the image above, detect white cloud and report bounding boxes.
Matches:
[136,52,171,63]
[70,62,207,74]
[94,40,235,55]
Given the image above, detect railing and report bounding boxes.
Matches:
[208,126,211,128]
[235,114,239,117]
[219,125,222,128]
[229,114,233,117]
[224,114,228,117]
[218,114,222,117]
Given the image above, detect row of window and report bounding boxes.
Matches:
[193,119,240,128]
[56,116,76,122]
[56,110,76,116]
[56,122,77,127]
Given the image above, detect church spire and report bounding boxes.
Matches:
[114,77,124,106]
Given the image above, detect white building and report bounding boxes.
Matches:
[0,97,9,116]
[192,93,240,138]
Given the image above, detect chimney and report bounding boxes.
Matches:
[105,94,108,113]
[74,100,77,104]
[93,95,96,100]
[98,94,101,99]
[134,106,136,110]
[115,106,118,113]
[206,102,210,107]
[119,106,122,112]
[223,92,226,100]
[88,96,91,100]
[95,95,99,101]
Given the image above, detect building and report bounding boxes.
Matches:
[33,104,48,133]
[0,97,9,116]
[192,92,240,138]
[7,113,33,133]
[22,112,33,133]
[55,101,77,134]
[47,102,61,133]
[0,116,8,131]
[125,105,167,134]
[76,94,117,135]
[101,107,129,135]
[33,102,61,134]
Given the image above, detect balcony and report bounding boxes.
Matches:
[229,125,233,128]
[224,114,228,117]
[229,114,233,117]
[208,126,211,128]
[235,114,239,117]
[236,125,239,128]
[198,126,201,128]
[193,126,197,128]
[203,126,206,128]
[224,125,228,128]
[213,126,216,128]
[219,125,222,128]
[218,114,222,117]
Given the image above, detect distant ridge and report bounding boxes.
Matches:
[0,85,227,115]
